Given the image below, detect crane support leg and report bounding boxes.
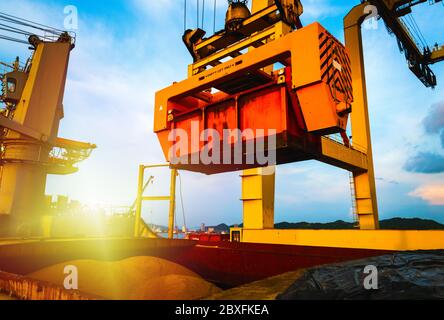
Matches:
[168,168,177,239]
[241,167,275,230]
[240,2,277,232]
[344,3,379,230]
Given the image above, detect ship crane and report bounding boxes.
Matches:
[0,12,96,237]
[364,0,444,87]
[152,0,444,250]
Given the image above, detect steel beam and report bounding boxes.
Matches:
[241,167,276,230]
[240,228,444,251]
[344,3,380,230]
[134,164,177,239]
[318,137,368,172]
[0,115,47,142]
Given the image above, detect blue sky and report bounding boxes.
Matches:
[0,0,443,227]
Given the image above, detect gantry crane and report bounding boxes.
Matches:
[364,0,443,88]
[0,13,96,237]
[344,0,444,230]
[153,0,444,250]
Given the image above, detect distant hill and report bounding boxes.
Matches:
[276,220,355,230]
[229,218,444,231]
[275,218,444,230]
[379,218,444,230]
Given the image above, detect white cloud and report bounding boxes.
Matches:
[410,184,444,206]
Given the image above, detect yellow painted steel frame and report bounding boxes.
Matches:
[188,0,296,75]
[0,38,97,238]
[0,40,72,236]
[155,22,349,135]
[430,46,444,63]
[240,229,444,251]
[134,164,177,239]
[231,2,380,244]
[189,21,291,77]
[156,21,368,232]
[228,2,444,251]
[344,3,379,230]
[241,167,276,230]
[155,1,444,251]
[155,2,376,237]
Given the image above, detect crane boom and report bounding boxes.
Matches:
[0,16,94,237]
[365,0,444,87]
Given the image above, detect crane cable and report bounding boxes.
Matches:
[213,0,217,33]
[0,23,33,36]
[184,0,216,33]
[0,11,67,45]
[410,15,428,49]
[0,11,64,34]
[184,0,187,31]
[202,0,205,30]
[178,172,187,232]
[0,34,28,44]
[197,0,199,28]
[0,16,60,36]
[406,14,428,49]
[400,13,428,51]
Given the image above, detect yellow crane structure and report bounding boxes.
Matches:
[1,2,444,301]
[0,17,96,237]
[153,0,444,250]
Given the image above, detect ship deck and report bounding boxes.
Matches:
[0,237,391,299]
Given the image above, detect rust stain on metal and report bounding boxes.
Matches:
[0,270,103,300]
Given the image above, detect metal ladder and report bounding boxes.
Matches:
[349,172,360,228]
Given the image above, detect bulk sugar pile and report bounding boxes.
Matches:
[28,256,221,300]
